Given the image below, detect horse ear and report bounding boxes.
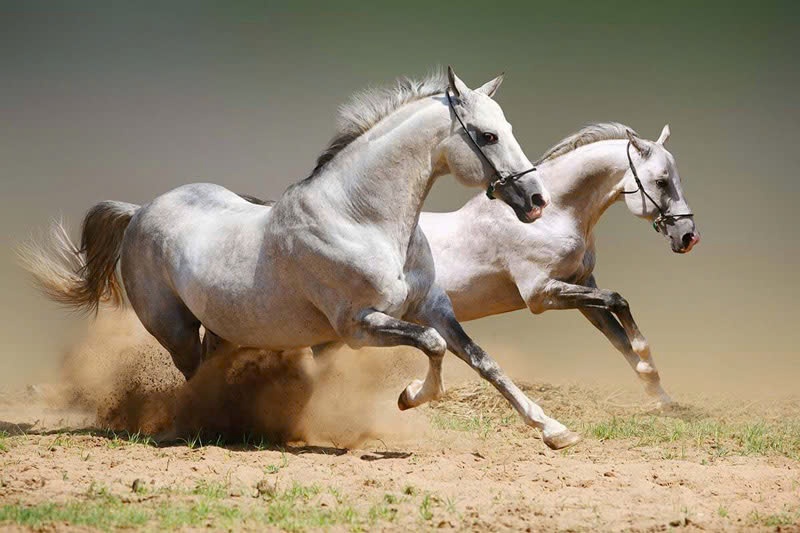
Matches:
[656,124,671,145]
[626,129,650,156]
[475,73,504,98]
[447,66,470,98]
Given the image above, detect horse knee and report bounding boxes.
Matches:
[609,292,629,313]
[419,328,447,357]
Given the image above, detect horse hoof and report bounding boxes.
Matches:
[543,430,581,450]
[656,395,675,409]
[397,389,412,411]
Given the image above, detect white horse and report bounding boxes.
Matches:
[21,68,582,449]
[420,123,699,406]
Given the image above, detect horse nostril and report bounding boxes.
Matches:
[531,193,547,208]
[682,232,694,248]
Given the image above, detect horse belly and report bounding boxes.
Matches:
[446,272,526,322]
[178,249,338,350]
[202,292,336,349]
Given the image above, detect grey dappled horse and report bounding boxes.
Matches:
[21,68,581,449]
[420,124,698,406]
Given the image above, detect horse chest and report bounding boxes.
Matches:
[549,238,595,284]
[527,228,588,279]
[353,257,432,317]
[301,224,433,318]
[562,247,596,284]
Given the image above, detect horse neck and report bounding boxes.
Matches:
[538,139,630,235]
[315,97,449,246]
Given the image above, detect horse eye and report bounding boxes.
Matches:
[656,178,669,189]
[482,132,498,144]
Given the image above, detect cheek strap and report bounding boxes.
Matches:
[621,141,694,233]
[445,89,536,200]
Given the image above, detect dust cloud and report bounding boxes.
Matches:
[50,311,428,447]
[6,305,795,448]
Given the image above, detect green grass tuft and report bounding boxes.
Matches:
[580,416,800,459]
[0,495,148,531]
[418,493,434,521]
[0,481,403,531]
[748,508,800,527]
[192,480,229,499]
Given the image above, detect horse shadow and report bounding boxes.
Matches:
[0,422,417,459]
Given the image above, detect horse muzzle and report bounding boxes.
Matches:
[495,185,549,224]
[675,231,700,253]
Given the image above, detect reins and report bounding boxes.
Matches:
[445,89,537,200]
[621,141,693,233]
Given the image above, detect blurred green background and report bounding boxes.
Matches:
[1,1,797,393]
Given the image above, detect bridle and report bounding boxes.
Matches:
[445,89,537,200]
[622,141,694,233]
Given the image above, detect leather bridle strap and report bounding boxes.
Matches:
[621,141,693,233]
[445,89,536,199]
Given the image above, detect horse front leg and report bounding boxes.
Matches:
[344,309,447,410]
[579,307,673,406]
[529,275,669,403]
[410,288,581,450]
[580,275,672,400]
[535,277,655,372]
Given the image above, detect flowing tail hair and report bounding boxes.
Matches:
[17,201,140,314]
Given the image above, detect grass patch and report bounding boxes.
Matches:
[368,500,398,523]
[264,452,289,474]
[582,416,800,459]
[192,479,229,499]
[156,500,244,529]
[0,496,148,530]
[257,482,362,531]
[0,431,8,453]
[748,508,800,527]
[429,381,800,460]
[105,430,155,448]
[418,493,434,521]
[0,481,406,531]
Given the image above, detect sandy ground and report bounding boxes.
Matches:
[1,385,799,531]
[0,314,798,531]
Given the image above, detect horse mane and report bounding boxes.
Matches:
[535,122,637,165]
[308,69,448,178]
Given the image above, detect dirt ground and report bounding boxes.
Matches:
[0,314,798,531]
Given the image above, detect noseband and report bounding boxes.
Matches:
[622,141,694,233]
[445,90,536,200]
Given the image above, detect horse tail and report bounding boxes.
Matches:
[18,201,140,314]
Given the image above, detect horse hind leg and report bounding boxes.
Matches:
[132,293,203,380]
[156,313,202,380]
[121,231,204,380]
[201,329,236,361]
